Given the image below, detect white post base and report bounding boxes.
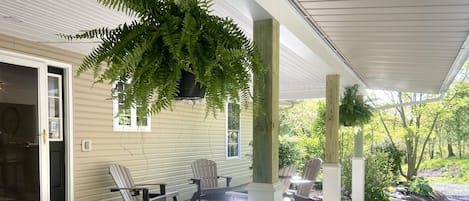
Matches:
[247,182,283,201]
[323,163,341,201]
[352,157,365,201]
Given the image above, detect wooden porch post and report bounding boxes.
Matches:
[323,74,341,201]
[247,18,282,201]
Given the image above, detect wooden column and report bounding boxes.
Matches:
[325,74,340,164]
[252,19,280,184]
[323,74,341,201]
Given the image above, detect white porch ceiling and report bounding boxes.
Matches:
[290,0,469,94]
[1,0,467,99]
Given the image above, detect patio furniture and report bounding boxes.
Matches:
[279,164,297,198]
[190,159,232,201]
[292,158,323,201]
[109,164,178,201]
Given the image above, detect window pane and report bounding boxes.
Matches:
[227,131,239,157]
[116,81,128,93]
[48,97,60,118]
[49,118,61,139]
[228,131,238,143]
[118,114,131,126]
[48,76,59,96]
[117,82,131,126]
[136,105,147,126]
[228,144,239,157]
[118,102,131,126]
[114,81,150,131]
[228,103,240,130]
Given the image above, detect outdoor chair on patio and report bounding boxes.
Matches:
[291,158,323,201]
[279,164,297,198]
[109,164,178,201]
[190,159,232,201]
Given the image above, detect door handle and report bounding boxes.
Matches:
[43,129,47,144]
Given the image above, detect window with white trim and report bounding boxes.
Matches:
[113,81,151,132]
[226,103,240,159]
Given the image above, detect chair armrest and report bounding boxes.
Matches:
[110,187,150,199]
[189,178,202,194]
[278,175,293,179]
[135,183,166,195]
[189,178,201,185]
[190,176,232,187]
[218,176,232,187]
[111,187,147,192]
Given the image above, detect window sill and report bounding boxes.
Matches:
[113,126,151,132]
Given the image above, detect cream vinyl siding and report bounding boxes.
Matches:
[0,34,253,201]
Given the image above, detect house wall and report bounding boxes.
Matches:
[0,34,254,201]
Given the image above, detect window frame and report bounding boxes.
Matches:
[225,102,241,159]
[112,81,151,132]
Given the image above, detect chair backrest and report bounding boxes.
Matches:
[279,165,296,193]
[296,158,322,197]
[110,164,138,201]
[191,159,218,189]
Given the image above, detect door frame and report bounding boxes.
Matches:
[0,49,74,201]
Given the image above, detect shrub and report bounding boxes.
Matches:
[297,133,325,164]
[409,177,434,197]
[279,137,301,168]
[342,151,395,201]
[374,142,404,179]
[364,151,394,201]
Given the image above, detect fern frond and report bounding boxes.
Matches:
[66,0,265,116]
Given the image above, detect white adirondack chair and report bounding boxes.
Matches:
[293,158,323,201]
[109,164,178,201]
[279,165,297,198]
[190,159,232,201]
[288,158,322,201]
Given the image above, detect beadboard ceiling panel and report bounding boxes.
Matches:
[292,0,469,93]
[1,0,468,99]
[0,0,363,100]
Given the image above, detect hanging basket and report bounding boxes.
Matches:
[175,70,206,100]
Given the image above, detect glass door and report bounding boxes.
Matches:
[0,59,48,201]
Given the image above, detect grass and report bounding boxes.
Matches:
[417,157,469,184]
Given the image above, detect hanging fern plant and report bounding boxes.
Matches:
[339,84,373,127]
[61,0,264,115]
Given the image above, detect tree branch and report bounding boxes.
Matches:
[379,111,406,178]
[416,113,440,171]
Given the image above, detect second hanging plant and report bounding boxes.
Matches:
[339,84,373,127]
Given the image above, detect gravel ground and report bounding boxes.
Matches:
[431,183,469,201]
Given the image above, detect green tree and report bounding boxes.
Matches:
[278,100,326,168]
[377,61,469,180]
[442,71,469,158]
[378,92,445,180]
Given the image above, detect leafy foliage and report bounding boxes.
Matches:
[279,136,301,168]
[278,100,325,169]
[339,84,373,127]
[60,0,264,115]
[342,151,394,201]
[375,142,404,178]
[409,177,434,197]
